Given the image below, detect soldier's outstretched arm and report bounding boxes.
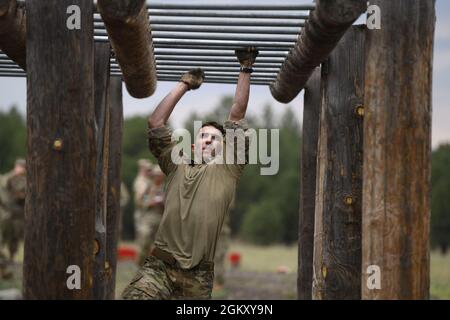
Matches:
[229,47,259,121]
[148,68,205,128]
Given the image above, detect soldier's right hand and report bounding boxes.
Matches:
[180,68,205,90]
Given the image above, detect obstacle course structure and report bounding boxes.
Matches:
[0,0,436,300]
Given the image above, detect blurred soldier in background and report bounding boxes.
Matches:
[0,158,26,279]
[133,160,153,260]
[135,164,165,265]
[118,181,130,240]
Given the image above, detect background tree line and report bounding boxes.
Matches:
[1,101,450,250]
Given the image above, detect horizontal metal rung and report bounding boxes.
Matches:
[158,74,274,81]
[94,30,298,42]
[91,1,315,11]
[95,38,296,48]
[96,38,293,51]
[158,75,275,82]
[153,49,289,57]
[94,16,305,27]
[153,56,286,62]
[152,61,282,67]
[157,70,277,77]
[144,2,315,11]
[94,23,303,34]
[156,66,280,72]
[147,9,310,19]
[158,77,271,86]
[151,25,301,35]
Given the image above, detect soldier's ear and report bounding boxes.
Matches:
[191,144,195,152]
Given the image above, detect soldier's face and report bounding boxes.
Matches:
[193,126,223,163]
[14,164,26,176]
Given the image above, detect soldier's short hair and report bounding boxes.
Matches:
[200,121,225,136]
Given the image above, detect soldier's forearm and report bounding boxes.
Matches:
[148,82,189,128]
[229,72,251,121]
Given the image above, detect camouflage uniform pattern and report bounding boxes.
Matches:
[134,172,165,264]
[0,176,9,277]
[118,182,130,241]
[133,174,153,259]
[0,170,26,277]
[122,254,214,300]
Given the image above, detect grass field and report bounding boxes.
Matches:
[1,241,450,299]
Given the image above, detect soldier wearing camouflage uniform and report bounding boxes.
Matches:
[133,159,153,260]
[118,181,130,241]
[0,159,26,279]
[122,47,257,300]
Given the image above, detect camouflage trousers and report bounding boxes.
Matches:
[122,253,214,300]
[1,217,23,260]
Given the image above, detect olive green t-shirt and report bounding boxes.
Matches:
[147,119,250,269]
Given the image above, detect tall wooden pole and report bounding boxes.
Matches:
[362,0,435,299]
[298,68,321,300]
[24,0,95,299]
[93,42,111,299]
[0,0,26,69]
[312,26,365,300]
[104,77,123,299]
[93,45,123,300]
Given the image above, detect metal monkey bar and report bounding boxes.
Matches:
[0,0,315,86]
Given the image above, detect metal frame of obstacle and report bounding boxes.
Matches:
[0,0,315,85]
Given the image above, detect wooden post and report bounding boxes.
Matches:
[0,0,26,69]
[104,77,123,299]
[93,44,123,300]
[298,68,321,300]
[312,26,365,300]
[270,0,366,103]
[93,42,111,299]
[97,0,157,98]
[362,0,435,299]
[24,0,95,299]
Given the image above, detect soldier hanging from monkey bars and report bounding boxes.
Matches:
[122,47,258,300]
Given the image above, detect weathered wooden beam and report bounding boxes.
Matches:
[93,42,111,300]
[312,26,365,300]
[362,0,435,300]
[97,0,157,98]
[104,77,123,299]
[23,0,95,299]
[270,0,366,103]
[0,0,26,70]
[298,68,321,300]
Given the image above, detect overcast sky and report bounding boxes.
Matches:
[1,0,449,149]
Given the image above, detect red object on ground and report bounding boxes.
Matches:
[229,252,241,267]
[118,245,138,261]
